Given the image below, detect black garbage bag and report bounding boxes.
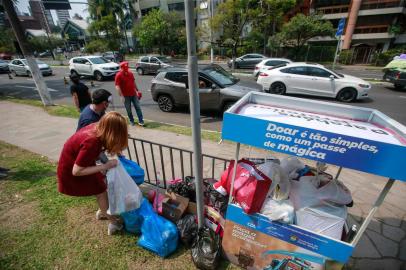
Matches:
[203,178,228,216]
[191,227,221,270]
[168,176,196,202]
[176,214,198,247]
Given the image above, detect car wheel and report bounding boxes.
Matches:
[269,82,286,95]
[94,71,103,81]
[337,88,357,102]
[11,70,17,77]
[157,95,174,112]
[70,70,79,77]
[137,68,144,75]
[26,71,32,77]
[394,83,405,90]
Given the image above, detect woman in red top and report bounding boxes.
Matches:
[57,111,128,234]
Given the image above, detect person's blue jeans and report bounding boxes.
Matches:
[124,96,144,124]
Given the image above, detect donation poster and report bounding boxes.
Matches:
[222,204,352,270]
[222,103,406,181]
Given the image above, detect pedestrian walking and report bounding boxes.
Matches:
[57,111,128,235]
[115,61,144,126]
[77,89,112,131]
[70,74,91,112]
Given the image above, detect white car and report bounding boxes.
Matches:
[8,59,53,76]
[69,56,120,81]
[253,58,292,77]
[257,63,371,102]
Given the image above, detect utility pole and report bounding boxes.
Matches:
[210,0,214,63]
[184,0,204,228]
[2,0,53,106]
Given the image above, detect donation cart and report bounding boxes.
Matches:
[220,92,406,269]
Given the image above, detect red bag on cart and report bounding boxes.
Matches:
[214,159,272,214]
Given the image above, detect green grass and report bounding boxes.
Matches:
[0,141,236,270]
[0,96,222,142]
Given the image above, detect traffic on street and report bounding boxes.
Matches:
[0,64,405,130]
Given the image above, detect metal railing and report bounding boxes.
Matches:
[126,137,230,189]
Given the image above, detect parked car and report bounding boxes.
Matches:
[253,58,292,77]
[102,51,124,63]
[256,63,371,102]
[0,52,12,60]
[136,55,172,75]
[0,59,9,73]
[8,59,53,76]
[227,54,267,69]
[151,64,262,112]
[383,69,406,90]
[39,50,52,57]
[69,56,120,81]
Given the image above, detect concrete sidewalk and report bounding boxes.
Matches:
[0,101,405,269]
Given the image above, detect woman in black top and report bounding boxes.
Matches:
[70,74,92,112]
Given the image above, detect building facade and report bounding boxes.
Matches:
[311,0,406,59]
[130,0,186,20]
[29,0,51,33]
[56,9,70,28]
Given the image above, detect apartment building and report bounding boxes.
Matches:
[29,0,51,33]
[130,0,186,20]
[56,9,70,28]
[311,0,406,61]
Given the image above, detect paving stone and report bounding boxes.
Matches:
[367,219,382,234]
[348,205,364,222]
[352,234,381,259]
[382,224,406,242]
[376,205,403,227]
[367,230,398,257]
[400,239,406,261]
[355,258,402,270]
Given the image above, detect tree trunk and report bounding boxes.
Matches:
[3,0,53,106]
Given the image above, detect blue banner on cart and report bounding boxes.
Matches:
[222,113,406,181]
[226,204,354,263]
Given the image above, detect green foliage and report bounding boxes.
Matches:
[84,39,109,53]
[372,46,406,66]
[277,13,334,60]
[27,36,64,52]
[389,24,402,35]
[0,27,16,53]
[338,49,354,65]
[133,10,186,54]
[87,0,127,50]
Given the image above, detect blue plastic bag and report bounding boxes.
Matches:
[118,156,145,185]
[137,199,179,257]
[121,198,147,234]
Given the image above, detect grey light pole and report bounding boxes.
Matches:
[184,0,204,228]
[210,0,214,63]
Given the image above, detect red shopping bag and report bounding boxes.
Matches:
[214,159,272,214]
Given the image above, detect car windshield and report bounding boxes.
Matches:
[21,60,45,65]
[89,57,109,64]
[156,56,170,63]
[203,66,238,86]
[324,67,342,78]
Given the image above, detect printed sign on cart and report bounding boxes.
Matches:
[222,104,406,181]
[222,204,352,270]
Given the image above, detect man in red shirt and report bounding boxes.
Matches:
[115,62,144,126]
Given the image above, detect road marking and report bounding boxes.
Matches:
[399,96,406,99]
[15,85,58,92]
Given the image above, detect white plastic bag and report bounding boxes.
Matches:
[257,161,290,201]
[106,160,142,215]
[260,198,295,224]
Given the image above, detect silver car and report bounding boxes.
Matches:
[9,59,53,76]
[135,55,172,75]
[151,64,262,112]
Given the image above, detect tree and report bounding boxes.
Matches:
[28,36,64,52]
[210,0,258,69]
[0,27,16,53]
[277,13,334,60]
[87,0,127,51]
[133,9,186,54]
[251,0,296,55]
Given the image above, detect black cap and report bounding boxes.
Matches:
[92,89,112,104]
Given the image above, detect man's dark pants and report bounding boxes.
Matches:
[124,95,144,124]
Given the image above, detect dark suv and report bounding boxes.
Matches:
[383,69,406,90]
[151,64,262,112]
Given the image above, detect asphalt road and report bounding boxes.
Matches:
[0,66,405,131]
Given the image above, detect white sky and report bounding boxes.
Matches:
[16,0,89,24]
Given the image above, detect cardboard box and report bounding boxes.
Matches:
[162,192,189,222]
